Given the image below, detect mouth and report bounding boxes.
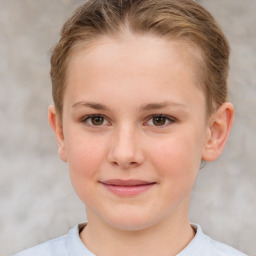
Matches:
[99,179,156,196]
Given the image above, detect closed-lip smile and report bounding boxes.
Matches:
[99,179,156,196]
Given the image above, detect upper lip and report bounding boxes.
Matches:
[100,179,156,186]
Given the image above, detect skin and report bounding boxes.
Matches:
[49,33,234,256]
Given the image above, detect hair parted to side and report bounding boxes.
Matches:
[50,0,230,120]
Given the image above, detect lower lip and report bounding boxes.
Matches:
[101,183,156,197]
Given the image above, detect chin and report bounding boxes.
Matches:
[109,221,153,232]
[103,211,160,232]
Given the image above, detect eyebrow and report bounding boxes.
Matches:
[139,102,187,111]
[72,101,109,110]
[72,101,187,111]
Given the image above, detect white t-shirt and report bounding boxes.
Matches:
[15,224,248,256]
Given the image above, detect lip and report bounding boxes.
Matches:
[99,179,156,197]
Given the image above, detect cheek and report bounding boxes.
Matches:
[65,131,107,186]
[66,135,109,205]
[148,132,203,180]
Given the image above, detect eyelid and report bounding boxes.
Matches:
[144,114,177,127]
[80,114,111,126]
[80,114,177,127]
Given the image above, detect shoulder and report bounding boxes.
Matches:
[14,233,68,256]
[14,224,93,256]
[209,238,248,256]
[197,224,248,256]
[178,224,248,256]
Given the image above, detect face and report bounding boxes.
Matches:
[53,34,212,231]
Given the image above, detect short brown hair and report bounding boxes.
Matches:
[50,0,230,119]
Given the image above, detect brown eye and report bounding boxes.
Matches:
[145,115,175,127]
[152,116,167,126]
[90,116,105,126]
[82,114,110,127]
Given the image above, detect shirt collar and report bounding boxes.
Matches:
[67,223,207,256]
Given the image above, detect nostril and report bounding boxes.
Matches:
[111,161,138,168]
[112,161,119,166]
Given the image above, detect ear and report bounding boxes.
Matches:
[48,105,67,162]
[202,102,234,162]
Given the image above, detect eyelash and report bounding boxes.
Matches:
[145,114,177,127]
[80,114,177,127]
[81,114,110,126]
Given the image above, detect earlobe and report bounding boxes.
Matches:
[202,102,234,162]
[48,105,67,162]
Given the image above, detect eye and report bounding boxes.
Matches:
[82,115,109,126]
[146,115,175,127]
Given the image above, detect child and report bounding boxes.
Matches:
[16,0,248,255]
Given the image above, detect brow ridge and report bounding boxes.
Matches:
[139,102,186,111]
[72,101,186,111]
[72,101,109,110]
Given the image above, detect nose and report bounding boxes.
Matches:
[107,125,145,169]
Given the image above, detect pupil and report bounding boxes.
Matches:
[92,116,104,125]
[153,116,166,126]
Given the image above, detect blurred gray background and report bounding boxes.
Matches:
[0,0,255,255]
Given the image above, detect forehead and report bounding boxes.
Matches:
[64,34,205,112]
[67,33,201,83]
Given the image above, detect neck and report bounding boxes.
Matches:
[80,209,195,256]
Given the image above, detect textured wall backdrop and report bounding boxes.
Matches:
[0,0,255,255]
